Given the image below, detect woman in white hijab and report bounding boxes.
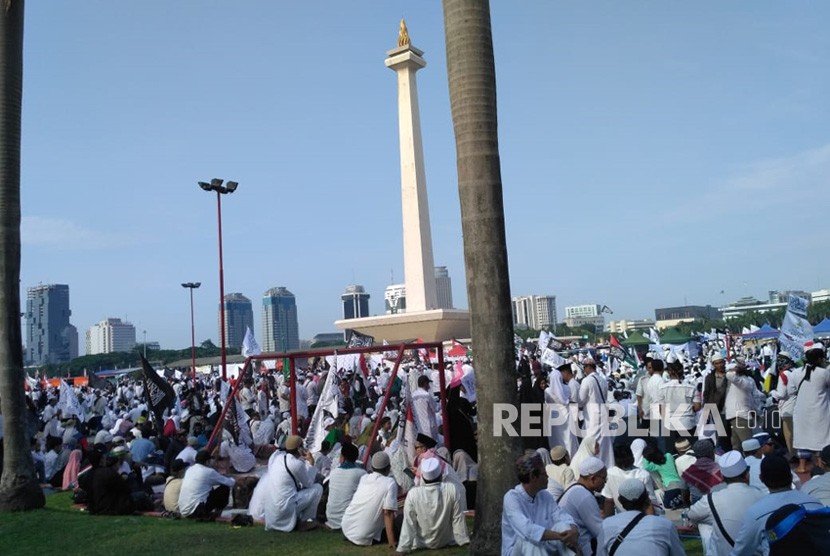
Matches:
[631,438,646,469]
[569,435,598,478]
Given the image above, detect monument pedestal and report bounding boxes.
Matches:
[335,309,470,343]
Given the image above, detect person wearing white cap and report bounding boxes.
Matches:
[577,360,615,469]
[789,341,830,473]
[501,453,578,556]
[595,478,685,556]
[688,450,763,556]
[702,352,732,452]
[770,351,797,459]
[724,358,760,453]
[558,456,607,556]
[394,458,469,554]
[341,451,400,548]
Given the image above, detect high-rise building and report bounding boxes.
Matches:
[86,318,137,355]
[564,304,605,329]
[341,285,370,320]
[512,295,557,331]
[434,266,453,309]
[384,284,407,314]
[223,293,253,349]
[262,287,299,352]
[26,284,78,365]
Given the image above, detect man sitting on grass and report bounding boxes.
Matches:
[177,450,236,521]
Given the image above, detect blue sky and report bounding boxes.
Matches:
[20,2,830,351]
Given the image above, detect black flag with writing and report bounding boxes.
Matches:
[346,330,374,348]
[140,355,176,427]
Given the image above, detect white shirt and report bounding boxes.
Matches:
[725,372,757,420]
[645,373,668,420]
[177,463,235,517]
[559,483,603,556]
[801,473,830,506]
[325,464,366,529]
[596,511,685,556]
[689,482,764,556]
[341,472,398,545]
[655,379,697,431]
[601,467,660,513]
[176,445,197,465]
[501,484,575,556]
[729,488,823,556]
[396,481,470,553]
[263,451,318,532]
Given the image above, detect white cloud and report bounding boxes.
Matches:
[660,143,830,224]
[21,216,136,249]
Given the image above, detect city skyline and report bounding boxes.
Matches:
[19,4,830,350]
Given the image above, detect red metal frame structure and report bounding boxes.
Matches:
[206,341,451,460]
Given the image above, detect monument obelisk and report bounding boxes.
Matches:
[384,20,438,313]
[334,21,470,342]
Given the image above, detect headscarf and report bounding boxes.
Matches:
[569,435,598,477]
[631,438,647,469]
[535,447,553,467]
[61,449,82,490]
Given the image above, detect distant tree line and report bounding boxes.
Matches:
[513,300,830,344]
[31,339,240,378]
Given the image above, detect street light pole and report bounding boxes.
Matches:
[143,330,147,358]
[182,282,201,380]
[198,179,238,380]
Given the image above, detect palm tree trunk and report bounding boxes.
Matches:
[0,0,43,512]
[442,0,521,553]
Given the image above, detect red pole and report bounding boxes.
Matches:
[206,358,251,450]
[289,357,298,435]
[190,287,197,380]
[362,345,406,468]
[216,190,227,380]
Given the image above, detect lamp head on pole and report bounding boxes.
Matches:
[198,179,238,194]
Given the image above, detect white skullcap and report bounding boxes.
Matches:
[718,450,748,478]
[804,341,826,352]
[579,456,605,476]
[420,458,442,481]
[322,417,335,428]
[711,353,725,362]
[741,438,761,452]
[617,478,646,501]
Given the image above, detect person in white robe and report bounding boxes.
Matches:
[262,435,322,532]
[394,458,469,554]
[545,365,578,457]
[411,374,439,441]
[789,342,830,473]
[578,359,614,469]
[501,453,578,556]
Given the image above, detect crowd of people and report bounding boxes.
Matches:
[8,352,477,554]
[4,334,830,555]
[507,336,830,555]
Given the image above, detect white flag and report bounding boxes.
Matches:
[304,369,340,453]
[241,326,261,358]
[648,328,661,345]
[57,379,86,421]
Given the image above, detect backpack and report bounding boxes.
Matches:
[765,503,830,554]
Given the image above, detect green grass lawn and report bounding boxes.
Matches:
[0,492,703,555]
